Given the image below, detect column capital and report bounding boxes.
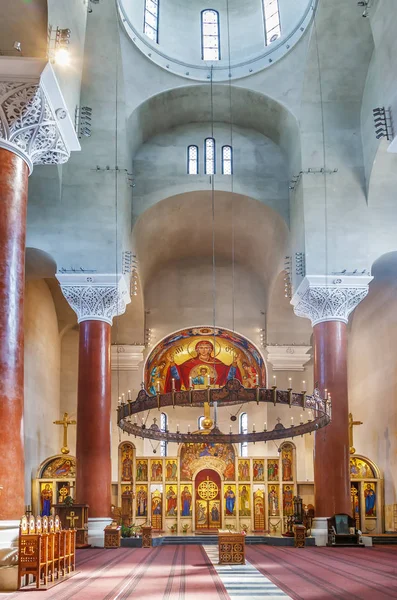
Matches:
[56,274,131,326]
[0,58,80,174]
[291,275,373,326]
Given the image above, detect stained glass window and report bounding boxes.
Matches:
[240,412,248,457]
[263,0,281,46]
[144,0,159,43]
[198,416,205,430]
[188,145,199,174]
[222,145,232,174]
[205,137,215,174]
[160,412,167,456]
[201,10,220,61]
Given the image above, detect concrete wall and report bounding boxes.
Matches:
[24,280,61,504]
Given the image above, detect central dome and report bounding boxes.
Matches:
[118,0,316,80]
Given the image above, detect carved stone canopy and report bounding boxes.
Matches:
[0,58,80,173]
[291,275,373,326]
[56,274,131,326]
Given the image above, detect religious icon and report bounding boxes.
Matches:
[283,485,294,516]
[166,485,178,517]
[181,485,193,516]
[281,444,293,481]
[136,459,148,481]
[253,490,265,530]
[40,483,53,517]
[351,485,360,530]
[145,327,266,393]
[196,501,207,525]
[209,500,221,526]
[136,485,148,517]
[238,459,250,481]
[224,484,236,516]
[350,457,373,479]
[164,339,243,392]
[150,459,163,481]
[166,459,178,481]
[151,490,162,530]
[268,484,279,516]
[253,459,265,481]
[121,485,133,524]
[238,484,251,516]
[120,443,134,481]
[267,459,279,481]
[180,441,235,480]
[364,483,376,517]
[41,456,76,479]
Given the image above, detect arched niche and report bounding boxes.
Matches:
[350,454,383,534]
[33,454,76,517]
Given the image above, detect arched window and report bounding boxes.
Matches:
[263,0,281,46]
[239,412,248,457]
[201,10,220,61]
[198,415,205,430]
[205,137,216,174]
[222,145,233,174]
[187,145,199,174]
[144,0,159,43]
[160,412,167,456]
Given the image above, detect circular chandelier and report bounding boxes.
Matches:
[117,379,331,444]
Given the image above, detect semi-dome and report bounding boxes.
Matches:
[118,0,315,80]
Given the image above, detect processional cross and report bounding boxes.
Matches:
[348,412,363,455]
[53,412,77,455]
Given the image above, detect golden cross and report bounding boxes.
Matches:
[66,511,79,528]
[348,412,363,455]
[53,412,77,455]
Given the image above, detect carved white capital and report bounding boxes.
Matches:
[56,274,131,326]
[291,275,373,326]
[111,345,145,371]
[266,345,311,371]
[0,58,80,173]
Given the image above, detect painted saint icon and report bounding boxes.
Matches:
[224,485,236,516]
[136,486,148,517]
[364,483,376,517]
[181,486,192,516]
[41,483,53,517]
[166,485,177,516]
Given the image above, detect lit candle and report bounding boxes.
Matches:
[189,376,193,388]
[122,393,125,401]
[264,422,267,431]
[291,416,294,425]
[207,374,211,386]
[157,381,160,393]
[288,377,292,388]
[118,396,122,405]
[188,424,190,433]
[256,374,259,386]
[172,378,175,391]
[300,414,303,424]
[302,380,306,390]
[128,389,131,401]
[308,410,313,420]
[176,424,179,433]
[253,423,256,433]
[230,425,232,433]
[273,375,277,386]
[324,388,327,398]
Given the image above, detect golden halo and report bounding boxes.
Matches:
[187,337,222,359]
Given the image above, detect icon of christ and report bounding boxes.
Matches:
[164,339,242,392]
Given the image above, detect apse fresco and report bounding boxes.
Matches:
[180,442,235,480]
[145,327,266,393]
[350,457,374,479]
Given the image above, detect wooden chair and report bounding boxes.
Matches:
[327,513,362,546]
[18,516,42,589]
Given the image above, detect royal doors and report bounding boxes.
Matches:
[195,469,221,531]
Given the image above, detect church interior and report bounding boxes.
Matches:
[1,0,397,597]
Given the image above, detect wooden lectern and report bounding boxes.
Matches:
[53,504,89,548]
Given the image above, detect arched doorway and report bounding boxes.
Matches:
[195,469,221,531]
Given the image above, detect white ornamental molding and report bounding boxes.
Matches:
[0,58,80,174]
[56,274,131,326]
[111,345,145,371]
[291,275,373,326]
[266,345,311,372]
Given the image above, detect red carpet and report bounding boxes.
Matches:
[0,545,228,599]
[245,544,397,599]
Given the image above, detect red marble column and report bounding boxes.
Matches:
[76,320,112,517]
[313,320,351,517]
[0,148,29,520]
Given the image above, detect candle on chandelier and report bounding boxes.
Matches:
[291,416,294,425]
[176,424,179,433]
[230,425,232,433]
[253,423,256,433]
[264,422,267,431]
[157,381,160,393]
[324,388,327,398]
[207,374,211,386]
[300,414,303,424]
[256,374,259,386]
[118,396,122,405]
[172,378,175,391]
[189,376,193,388]
[128,390,131,401]
[188,424,190,433]
[288,377,292,388]
[122,393,125,402]
[273,375,277,386]
[308,410,313,420]
[302,380,306,390]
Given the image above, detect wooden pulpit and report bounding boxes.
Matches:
[53,504,89,548]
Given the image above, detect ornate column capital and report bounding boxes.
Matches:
[291,275,373,326]
[0,59,80,173]
[56,274,131,326]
